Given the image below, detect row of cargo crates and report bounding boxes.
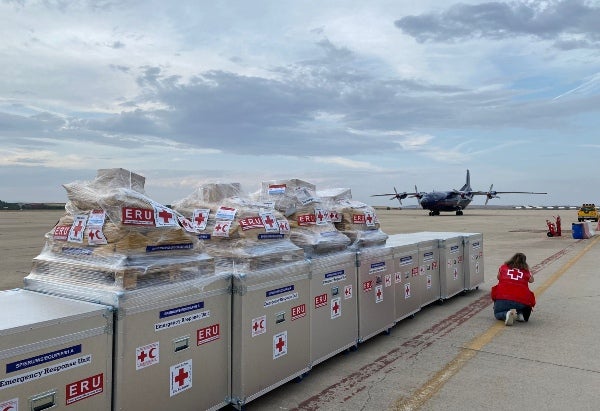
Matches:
[1,232,483,411]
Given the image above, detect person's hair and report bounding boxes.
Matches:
[505,252,529,271]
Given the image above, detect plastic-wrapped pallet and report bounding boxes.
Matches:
[171,183,305,272]
[317,187,388,249]
[23,169,230,411]
[258,179,351,256]
[26,168,212,291]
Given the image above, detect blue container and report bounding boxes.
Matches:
[572,223,584,239]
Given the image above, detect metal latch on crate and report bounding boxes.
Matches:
[29,390,56,411]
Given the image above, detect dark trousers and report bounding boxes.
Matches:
[493,299,532,321]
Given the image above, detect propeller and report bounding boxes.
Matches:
[370,187,409,205]
[409,185,425,200]
[485,184,498,205]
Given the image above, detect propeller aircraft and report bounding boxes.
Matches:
[371,170,547,216]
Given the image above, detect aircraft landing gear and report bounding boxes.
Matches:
[429,210,440,216]
[456,209,463,216]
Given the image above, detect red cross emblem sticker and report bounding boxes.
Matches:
[177,216,196,233]
[136,342,159,370]
[273,331,287,359]
[314,208,327,225]
[375,285,383,303]
[404,283,411,299]
[87,226,107,245]
[252,315,266,337]
[331,297,341,319]
[67,214,88,243]
[278,219,290,233]
[260,212,279,232]
[0,399,18,411]
[154,205,178,227]
[364,211,375,227]
[344,284,353,299]
[192,209,210,230]
[169,360,192,397]
[212,220,232,237]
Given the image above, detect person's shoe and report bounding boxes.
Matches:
[505,309,517,326]
[516,313,525,322]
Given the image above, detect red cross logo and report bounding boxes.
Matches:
[275,337,285,352]
[137,350,148,363]
[73,220,84,236]
[158,209,173,223]
[273,331,287,359]
[260,213,279,231]
[507,268,524,280]
[376,288,382,299]
[174,367,188,387]
[405,283,411,298]
[194,213,205,226]
[263,214,275,227]
[332,301,340,313]
[317,210,324,222]
[365,213,373,224]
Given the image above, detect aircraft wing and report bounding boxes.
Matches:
[471,186,547,205]
[370,188,420,205]
[471,190,548,196]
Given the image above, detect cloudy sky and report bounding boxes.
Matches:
[2,0,599,208]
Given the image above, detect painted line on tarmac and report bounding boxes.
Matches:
[391,235,600,411]
[292,240,583,410]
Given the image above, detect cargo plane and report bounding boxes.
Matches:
[371,170,547,216]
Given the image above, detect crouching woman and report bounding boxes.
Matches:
[491,252,536,326]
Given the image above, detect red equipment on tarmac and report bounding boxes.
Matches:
[546,215,561,237]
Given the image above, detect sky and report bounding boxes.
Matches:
[1,0,600,208]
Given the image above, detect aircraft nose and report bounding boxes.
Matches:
[420,195,435,207]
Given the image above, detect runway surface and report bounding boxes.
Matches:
[2,208,599,410]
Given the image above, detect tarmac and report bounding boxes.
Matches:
[1,208,600,410]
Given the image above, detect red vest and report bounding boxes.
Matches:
[491,264,536,307]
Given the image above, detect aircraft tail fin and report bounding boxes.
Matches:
[459,169,471,191]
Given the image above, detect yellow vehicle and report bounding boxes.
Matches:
[577,203,599,222]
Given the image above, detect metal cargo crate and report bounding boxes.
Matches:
[0,289,113,411]
[230,260,311,409]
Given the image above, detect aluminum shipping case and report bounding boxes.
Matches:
[394,233,441,308]
[410,232,472,299]
[231,260,311,408]
[308,251,358,367]
[425,233,465,300]
[385,235,421,323]
[0,289,113,411]
[462,232,484,290]
[25,260,232,411]
[355,246,395,342]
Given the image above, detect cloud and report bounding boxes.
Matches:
[394,0,600,49]
[310,156,385,171]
